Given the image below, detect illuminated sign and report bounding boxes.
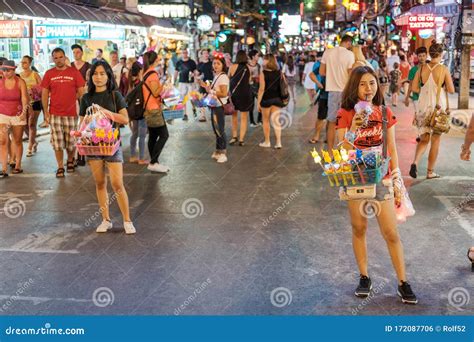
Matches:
[0,20,32,38]
[35,24,89,39]
[137,4,191,18]
[342,0,360,11]
[408,14,435,29]
[278,14,301,36]
[90,26,125,40]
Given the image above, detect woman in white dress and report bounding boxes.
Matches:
[409,42,455,179]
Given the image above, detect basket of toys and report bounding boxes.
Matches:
[310,147,390,187]
[163,103,185,120]
[187,90,207,108]
[71,104,120,156]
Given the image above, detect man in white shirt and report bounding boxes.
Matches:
[386,47,400,73]
[320,35,354,151]
[110,50,127,91]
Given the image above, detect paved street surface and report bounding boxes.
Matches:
[0,88,473,316]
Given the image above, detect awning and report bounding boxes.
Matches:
[0,0,173,28]
[403,2,460,17]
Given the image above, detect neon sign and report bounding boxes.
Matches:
[408,14,435,29]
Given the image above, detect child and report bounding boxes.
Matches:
[389,62,402,106]
[336,66,418,304]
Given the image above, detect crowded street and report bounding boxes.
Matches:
[0,88,472,315]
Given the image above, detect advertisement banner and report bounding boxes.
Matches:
[35,24,89,39]
[0,20,32,38]
[90,26,125,40]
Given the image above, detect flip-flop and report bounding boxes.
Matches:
[308,139,318,144]
[409,164,417,179]
[426,171,441,179]
[12,169,23,174]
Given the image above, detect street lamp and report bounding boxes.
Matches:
[328,0,335,6]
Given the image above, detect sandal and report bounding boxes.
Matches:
[409,164,417,179]
[66,161,75,173]
[12,168,23,174]
[308,139,319,144]
[9,161,15,169]
[427,169,441,179]
[0,171,8,179]
[26,150,34,157]
[229,137,238,145]
[239,141,245,146]
[56,167,65,178]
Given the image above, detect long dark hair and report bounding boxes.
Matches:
[341,66,384,110]
[235,50,248,64]
[87,60,116,94]
[128,61,143,90]
[287,55,295,73]
[143,51,158,70]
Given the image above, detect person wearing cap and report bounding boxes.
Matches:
[0,60,29,177]
[40,47,85,178]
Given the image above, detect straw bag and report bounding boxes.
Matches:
[427,67,451,134]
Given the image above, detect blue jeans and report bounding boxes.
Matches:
[130,119,147,160]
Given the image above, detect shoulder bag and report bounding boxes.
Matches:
[427,66,451,134]
[143,72,165,128]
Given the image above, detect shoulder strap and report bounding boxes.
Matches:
[231,66,247,95]
[382,105,388,159]
[435,66,446,108]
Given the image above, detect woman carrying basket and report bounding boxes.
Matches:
[336,66,417,304]
[78,61,136,235]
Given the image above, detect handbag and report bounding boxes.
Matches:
[144,108,165,127]
[279,72,290,106]
[339,105,390,201]
[427,67,451,134]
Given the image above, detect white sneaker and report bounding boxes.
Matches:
[124,221,136,235]
[211,152,219,160]
[259,142,271,148]
[250,123,258,128]
[216,154,228,163]
[96,220,112,233]
[147,163,169,173]
[274,143,282,149]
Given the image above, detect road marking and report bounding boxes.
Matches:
[0,295,91,305]
[434,196,474,238]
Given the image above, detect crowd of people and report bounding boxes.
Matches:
[0,36,472,303]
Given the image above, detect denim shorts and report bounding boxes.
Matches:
[87,147,124,163]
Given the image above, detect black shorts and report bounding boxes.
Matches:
[317,98,328,120]
[32,101,42,111]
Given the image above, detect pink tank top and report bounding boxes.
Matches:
[0,77,22,117]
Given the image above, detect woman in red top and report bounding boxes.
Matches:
[336,66,418,304]
[0,60,29,177]
[399,55,411,98]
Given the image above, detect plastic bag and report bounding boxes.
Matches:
[396,183,416,223]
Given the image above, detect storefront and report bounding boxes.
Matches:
[0,19,32,64]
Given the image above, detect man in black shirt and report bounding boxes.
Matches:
[174,49,197,121]
[196,49,213,122]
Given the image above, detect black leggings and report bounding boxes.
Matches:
[148,125,169,164]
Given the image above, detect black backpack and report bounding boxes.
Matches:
[125,71,158,121]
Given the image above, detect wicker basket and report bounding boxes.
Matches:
[76,140,120,156]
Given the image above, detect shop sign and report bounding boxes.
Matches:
[35,24,89,39]
[408,14,435,29]
[90,26,125,40]
[0,20,32,38]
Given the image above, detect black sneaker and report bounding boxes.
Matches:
[183,115,189,121]
[355,275,372,297]
[397,281,418,304]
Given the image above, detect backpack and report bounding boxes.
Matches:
[125,71,157,121]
